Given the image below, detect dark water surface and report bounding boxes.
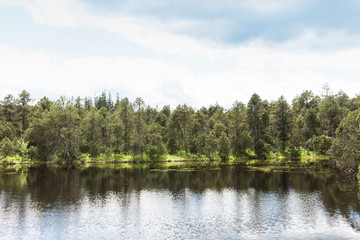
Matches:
[1,164,360,239]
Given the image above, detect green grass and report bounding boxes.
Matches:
[77,153,134,163]
[0,150,330,173]
[0,154,37,164]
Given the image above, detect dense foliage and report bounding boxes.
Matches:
[1,89,360,168]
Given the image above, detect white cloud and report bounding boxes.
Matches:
[1,0,220,58]
[277,29,360,50]
[93,0,308,15]
[0,44,194,106]
[3,0,359,58]
[22,0,86,28]
[240,0,306,15]
[1,40,360,108]
[0,0,360,107]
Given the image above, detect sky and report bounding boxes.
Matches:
[1,0,360,108]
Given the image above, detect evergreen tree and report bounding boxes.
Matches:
[247,93,268,158]
[119,97,133,154]
[18,90,31,132]
[274,96,290,152]
[189,111,208,155]
[291,90,320,147]
[132,97,146,155]
[0,137,17,160]
[146,123,166,160]
[109,109,124,153]
[37,97,52,111]
[81,107,101,156]
[169,105,193,154]
[27,100,80,160]
[318,95,341,137]
[218,132,231,161]
[228,101,251,156]
[331,110,360,171]
[204,131,217,160]
[1,94,17,123]
[0,88,359,172]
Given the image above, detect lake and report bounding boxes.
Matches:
[1,163,360,239]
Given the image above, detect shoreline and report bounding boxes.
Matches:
[0,156,333,173]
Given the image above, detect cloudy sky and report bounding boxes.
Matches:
[1,0,360,107]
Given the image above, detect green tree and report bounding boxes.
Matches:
[189,111,208,155]
[318,95,341,137]
[247,93,269,158]
[37,96,52,111]
[247,93,263,141]
[1,88,359,169]
[291,90,320,147]
[213,120,226,138]
[74,96,83,114]
[307,135,332,155]
[95,91,108,109]
[99,106,110,150]
[218,132,231,161]
[168,104,193,154]
[84,97,92,111]
[132,97,146,155]
[146,123,166,160]
[228,102,252,156]
[0,137,17,159]
[331,110,360,171]
[81,107,101,156]
[204,131,217,160]
[273,96,290,152]
[0,122,17,139]
[18,90,31,132]
[27,99,80,161]
[1,94,17,123]
[119,97,133,153]
[109,109,124,153]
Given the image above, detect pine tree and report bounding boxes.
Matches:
[218,132,231,161]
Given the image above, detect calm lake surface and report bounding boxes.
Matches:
[1,164,360,239]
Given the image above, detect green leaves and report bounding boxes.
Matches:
[218,132,230,161]
[0,88,359,170]
[26,101,80,161]
[146,123,166,161]
[0,137,17,160]
[331,110,360,169]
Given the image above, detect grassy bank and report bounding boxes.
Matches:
[0,150,329,166]
[0,151,332,176]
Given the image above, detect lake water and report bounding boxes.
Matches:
[1,164,360,239]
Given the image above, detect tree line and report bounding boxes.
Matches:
[1,88,360,169]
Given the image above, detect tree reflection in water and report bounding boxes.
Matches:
[1,164,360,239]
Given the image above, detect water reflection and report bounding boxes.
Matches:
[1,165,360,239]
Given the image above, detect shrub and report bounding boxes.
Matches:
[306,135,332,155]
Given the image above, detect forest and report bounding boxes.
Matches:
[1,88,360,172]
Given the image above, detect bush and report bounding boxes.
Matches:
[28,146,39,160]
[331,110,360,170]
[254,140,267,159]
[245,149,257,159]
[78,153,91,161]
[288,146,301,158]
[218,132,231,161]
[146,144,166,161]
[0,137,17,159]
[306,135,332,155]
